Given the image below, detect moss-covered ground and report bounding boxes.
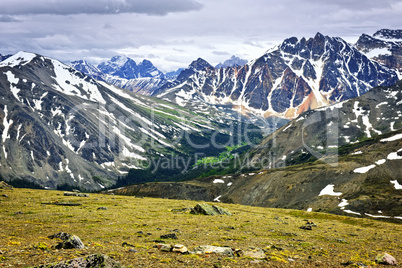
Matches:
[0,188,400,267]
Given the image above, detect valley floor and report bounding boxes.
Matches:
[0,188,401,267]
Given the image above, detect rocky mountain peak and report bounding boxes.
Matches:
[355,29,402,73]
[215,55,248,69]
[189,58,213,71]
[373,29,402,40]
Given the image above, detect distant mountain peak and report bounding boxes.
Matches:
[189,58,213,71]
[215,55,248,69]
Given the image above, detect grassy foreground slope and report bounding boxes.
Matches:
[0,188,401,267]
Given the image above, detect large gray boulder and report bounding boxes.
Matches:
[32,253,121,268]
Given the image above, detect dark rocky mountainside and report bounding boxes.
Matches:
[0,51,262,190]
[356,29,402,74]
[155,33,398,120]
[110,80,402,219]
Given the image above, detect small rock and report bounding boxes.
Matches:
[15,211,23,215]
[55,235,85,249]
[136,231,144,234]
[122,242,135,247]
[2,194,8,198]
[48,232,71,241]
[250,260,263,264]
[172,244,188,254]
[242,247,266,259]
[300,225,312,230]
[64,192,89,197]
[32,253,121,268]
[193,245,234,258]
[97,207,108,210]
[171,229,181,233]
[375,252,398,266]
[157,244,173,252]
[128,249,138,253]
[160,233,178,240]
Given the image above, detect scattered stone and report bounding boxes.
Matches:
[341,261,368,267]
[172,244,188,254]
[191,203,232,216]
[122,242,135,247]
[72,189,81,193]
[42,202,82,206]
[48,232,72,240]
[97,207,108,210]
[336,239,347,243]
[171,229,181,233]
[33,253,121,268]
[2,194,8,198]
[242,247,266,259]
[160,233,178,240]
[375,252,398,266]
[48,232,84,249]
[250,260,263,264]
[299,225,312,230]
[128,249,138,253]
[64,192,89,197]
[193,245,234,258]
[157,244,173,252]
[270,245,283,251]
[15,211,23,215]
[136,231,144,234]
[56,235,85,249]
[0,181,13,190]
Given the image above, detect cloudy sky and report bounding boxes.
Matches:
[0,0,401,72]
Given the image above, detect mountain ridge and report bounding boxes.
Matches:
[154,32,399,120]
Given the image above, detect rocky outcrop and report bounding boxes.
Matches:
[191,203,232,216]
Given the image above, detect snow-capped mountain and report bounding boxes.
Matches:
[0,54,11,62]
[97,55,164,79]
[0,51,261,190]
[355,29,402,76]
[112,80,402,218]
[70,60,105,81]
[215,55,248,69]
[155,33,399,119]
[71,56,167,95]
[156,58,214,94]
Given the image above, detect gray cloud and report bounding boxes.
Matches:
[0,15,19,22]
[0,0,401,72]
[0,0,203,16]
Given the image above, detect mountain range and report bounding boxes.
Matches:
[110,79,402,218]
[155,32,399,120]
[0,51,263,190]
[0,29,401,219]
